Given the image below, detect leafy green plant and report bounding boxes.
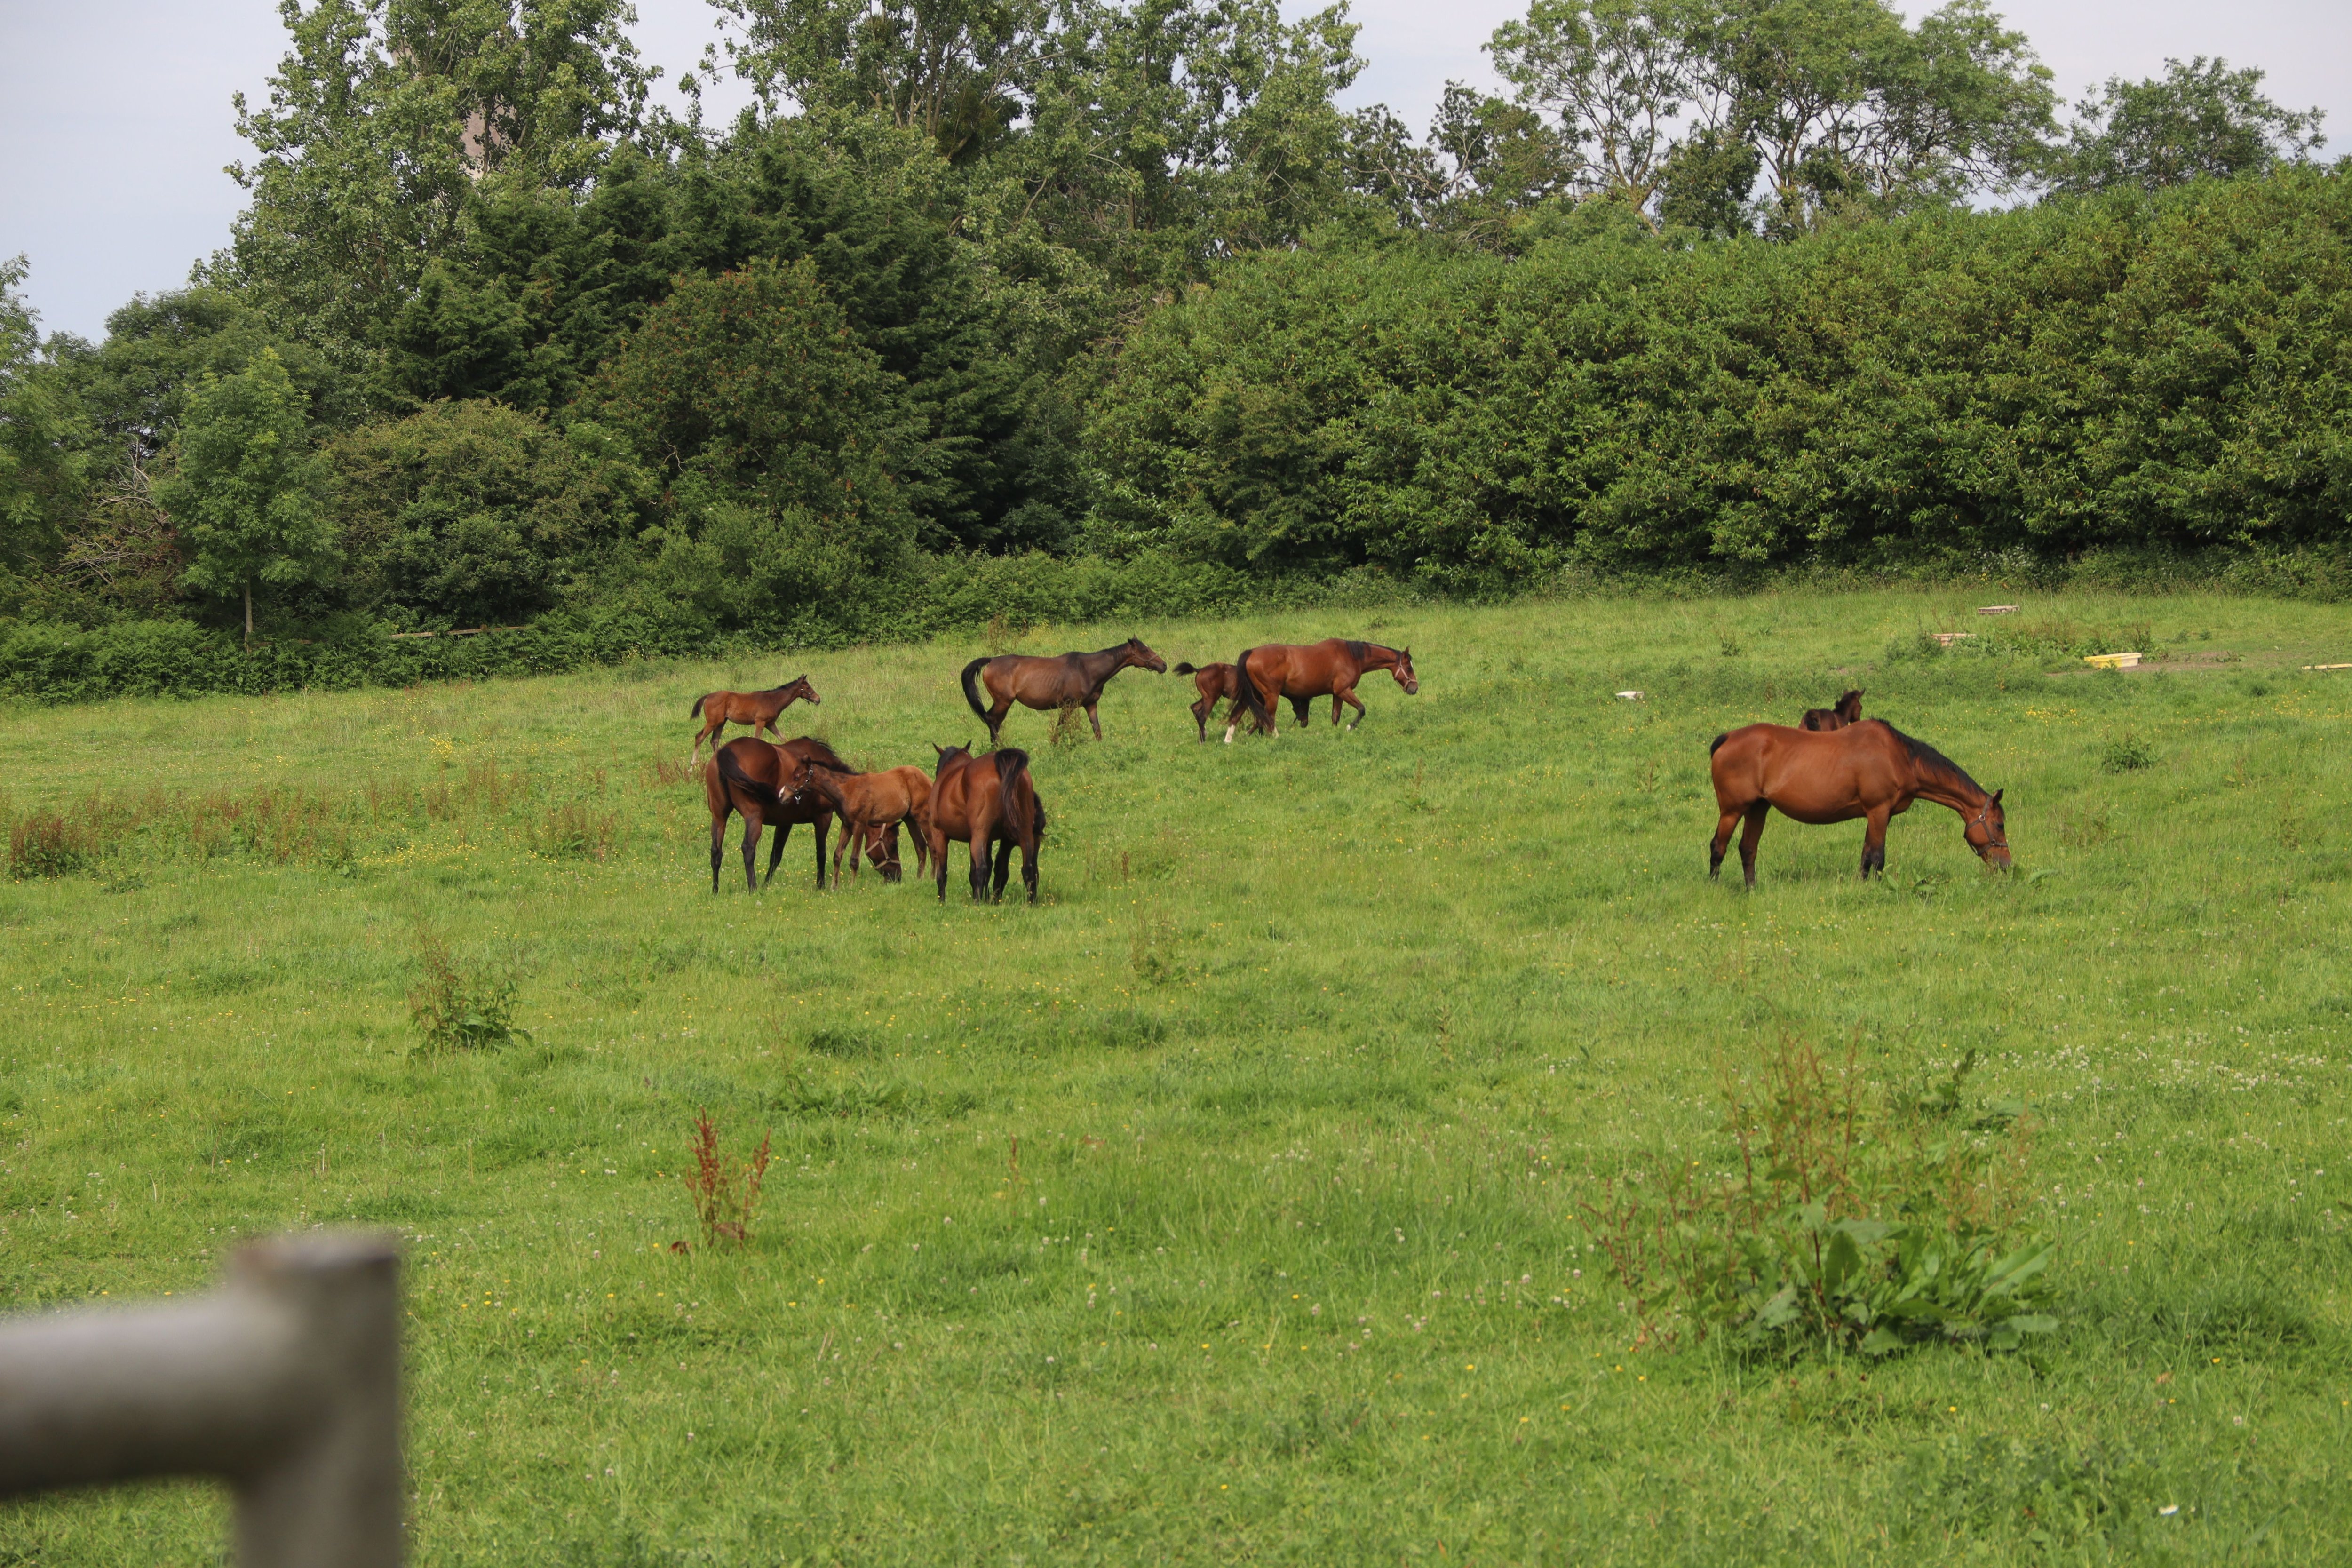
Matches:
[9,811,94,879]
[2101,734,2156,773]
[407,928,531,1052]
[1578,1037,2055,1355]
[533,801,616,861]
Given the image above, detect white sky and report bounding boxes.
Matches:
[1,0,2345,342]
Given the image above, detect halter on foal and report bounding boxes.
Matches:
[1707,719,2009,886]
[961,638,1166,745]
[1799,690,1865,731]
[689,676,819,764]
[924,744,1048,902]
[706,735,848,892]
[1228,640,1418,742]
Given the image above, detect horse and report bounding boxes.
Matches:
[1228,640,1418,742]
[1169,661,1255,743]
[1799,690,1865,732]
[851,817,930,882]
[789,761,934,887]
[1707,719,2010,887]
[689,675,819,765]
[704,735,850,892]
[960,638,1166,744]
[924,744,1047,903]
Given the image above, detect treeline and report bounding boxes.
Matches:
[0,0,2342,702]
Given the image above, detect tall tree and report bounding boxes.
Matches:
[156,349,338,641]
[2049,56,2327,195]
[1487,0,1696,223]
[0,257,88,586]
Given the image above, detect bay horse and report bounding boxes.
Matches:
[705,735,848,892]
[1799,690,1865,731]
[924,744,1047,903]
[689,675,819,765]
[789,761,934,887]
[1707,720,2010,887]
[1169,661,1255,742]
[961,637,1166,744]
[852,817,930,882]
[1228,640,1418,742]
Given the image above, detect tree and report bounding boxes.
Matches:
[2049,56,2327,195]
[1488,0,1696,223]
[156,349,338,641]
[0,256,87,580]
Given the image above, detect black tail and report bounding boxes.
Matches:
[993,748,1042,839]
[1709,732,1728,755]
[714,745,781,809]
[960,657,992,723]
[1171,661,1199,675]
[1234,648,1270,729]
[690,693,708,719]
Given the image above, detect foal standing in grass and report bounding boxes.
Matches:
[960,638,1166,744]
[689,676,819,765]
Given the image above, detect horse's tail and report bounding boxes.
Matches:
[960,657,992,723]
[714,745,780,809]
[994,748,1042,840]
[1709,732,1729,756]
[1234,648,1270,729]
[1171,661,1199,676]
[690,693,709,719]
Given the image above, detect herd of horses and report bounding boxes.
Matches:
[687,642,2010,903]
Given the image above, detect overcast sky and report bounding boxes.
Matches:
[2,0,2344,343]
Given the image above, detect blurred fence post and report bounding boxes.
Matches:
[0,1231,402,1568]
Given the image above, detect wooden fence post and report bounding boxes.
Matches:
[0,1231,402,1567]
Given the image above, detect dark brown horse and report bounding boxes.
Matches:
[961,638,1166,744]
[705,735,848,892]
[1229,640,1418,741]
[1169,660,1255,742]
[1707,720,2010,886]
[789,762,934,887]
[924,744,1047,903]
[690,675,819,764]
[1799,690,1865,732]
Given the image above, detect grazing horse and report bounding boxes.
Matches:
[1169,661,1255,743]
[1707,719,2010,887]
[689,675,819,764]
[924,744,1047,903]
[705,735,848,892]
[961,638,1167,744]
[1799,689,1865,732]
[789,762,934,887]
[851,817,930,882]
[1228,640,1418,742]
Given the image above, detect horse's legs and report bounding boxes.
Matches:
[1085,700,1103,740]
[1192,700,1210,741]
[932,827,952,902]
[986,700,1012,746]
[710,807,728,892]
[991,838,1014,901]
[1708,808,1741,880]
[1337,687,1366,729]
[764,822,789,887]
[813,814,831,890]
[1737,803,1770,889]
[1289,695,1311,726]
[969,830,991,902]
[1020,831,1039,903]
[1859,807,1892,880]
[739,813,763,894]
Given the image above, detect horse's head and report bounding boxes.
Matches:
[789,674,819,705]
[1127,637,1168,674]
[1964,788,2011,870]
[1836,689,1863,723]
[1392,647,1420,695]
[787,756,840,807]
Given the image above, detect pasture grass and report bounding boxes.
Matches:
[2,587,2350,1563]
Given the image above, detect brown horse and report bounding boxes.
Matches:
[689,675,819,764]
[924,744,1047,903]
[1228,640,1418,742]
[790,761,934,887]
[851,818,930,882]
[961,638,1166,744]
[1707,720,2010,886]
[1169,661,1255,742]
[705,735,848,892]
[1799,690,1865,731]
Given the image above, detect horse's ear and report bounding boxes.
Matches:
[1992,788,2003,804]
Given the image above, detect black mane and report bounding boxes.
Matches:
[1882,723,1983,794]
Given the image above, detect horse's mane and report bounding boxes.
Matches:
[1345,639,1368,662]
[1879,723,1983,794]
[787,736,853,772]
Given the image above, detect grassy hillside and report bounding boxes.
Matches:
[3,588,2350,1564]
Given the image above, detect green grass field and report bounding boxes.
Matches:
[4,588,2351,1564]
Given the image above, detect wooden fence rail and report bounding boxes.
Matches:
[0,1232,403,1567]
